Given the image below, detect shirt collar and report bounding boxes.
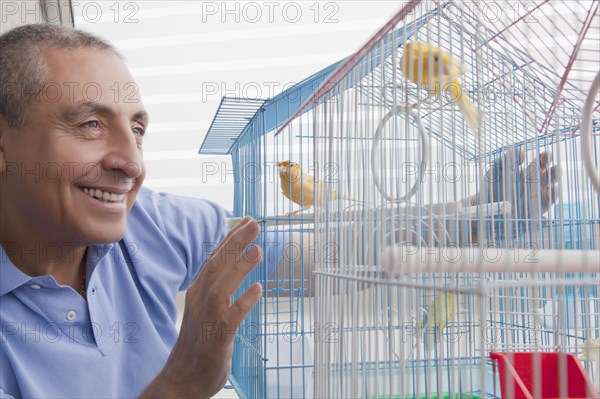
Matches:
[0,243,114,296]
[0,244,30,296]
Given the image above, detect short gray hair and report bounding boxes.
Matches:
[0,24,122,128]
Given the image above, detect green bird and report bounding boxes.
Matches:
[421,291,461,355]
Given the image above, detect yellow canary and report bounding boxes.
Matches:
[278,161,337,213]
[399,41,481,138]
[421,291,460,355]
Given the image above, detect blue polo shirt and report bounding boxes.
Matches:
[0,187,285,398]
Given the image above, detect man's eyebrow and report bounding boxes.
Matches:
[62,101,149,126]
[62,101,116,122]
[133,110,149,126]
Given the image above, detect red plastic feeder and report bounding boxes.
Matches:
[489,352,599,399]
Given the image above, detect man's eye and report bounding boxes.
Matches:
[132,126,146,136]
[81,120,100,129]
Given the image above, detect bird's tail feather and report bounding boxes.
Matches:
[316,187,369,206]
[339,193,370,205]
[457,92,481,139]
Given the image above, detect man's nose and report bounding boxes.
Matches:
[102,121,144,180]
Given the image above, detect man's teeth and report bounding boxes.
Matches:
[82,187,125,203]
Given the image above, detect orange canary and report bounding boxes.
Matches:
[278,161,337,213]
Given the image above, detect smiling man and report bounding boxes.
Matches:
[0,24,282,398]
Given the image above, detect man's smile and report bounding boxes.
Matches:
[79,186,127,203]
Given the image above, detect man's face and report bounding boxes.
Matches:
[0,47,147,245]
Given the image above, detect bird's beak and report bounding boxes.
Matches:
[278,161,289,174]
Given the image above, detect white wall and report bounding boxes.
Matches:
[1,0,73,33]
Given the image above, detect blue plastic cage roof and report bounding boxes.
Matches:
[198,57,347,155]
[197,97,266,155]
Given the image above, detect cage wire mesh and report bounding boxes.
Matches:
[201,0,600,398]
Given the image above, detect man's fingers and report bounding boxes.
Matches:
[479,149,558,218]
[208,216,253,261]
[200,217,260,286]
[207,244,263,309]
[221,282,263,334]
[498,148,524,173]
[548,165,561,184]
[543,184,559,211]
[538,151,553,173]
[517,149,525,166]
[188,216,260,316]
[195,216,252,285]
[200,236,262,322]
[547,184,557,206]
[539,165,561,189]
[209,220,260,273]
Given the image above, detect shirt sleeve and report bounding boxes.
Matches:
[167,200,231,291]
[0,389,15,399]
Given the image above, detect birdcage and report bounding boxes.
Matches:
[264,0,600,398]
[198,64,348,396]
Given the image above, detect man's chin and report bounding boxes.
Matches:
[80,223,127,245]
